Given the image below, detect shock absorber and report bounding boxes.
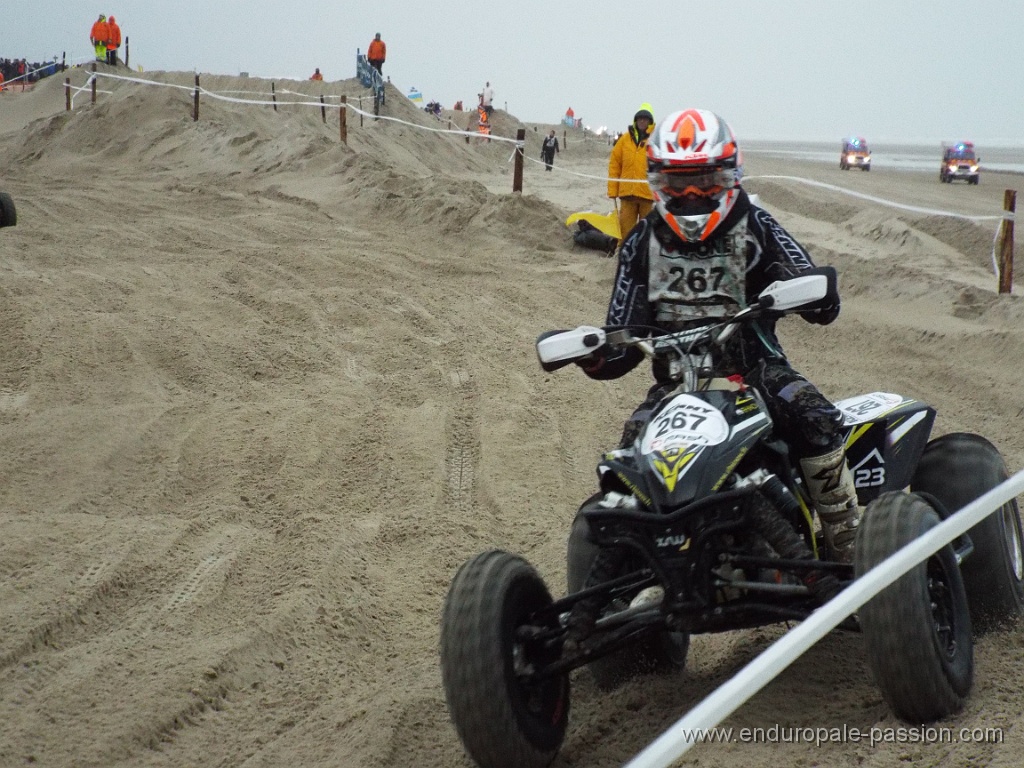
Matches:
[564,547,626,650]
[758,472,805,524]
[738,470,841,601]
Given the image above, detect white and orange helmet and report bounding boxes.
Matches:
[647,109,743,242]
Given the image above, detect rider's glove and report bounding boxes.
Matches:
[574,349,607,375]
[801,302,840,326]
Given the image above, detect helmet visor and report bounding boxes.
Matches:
[649,167,736,198]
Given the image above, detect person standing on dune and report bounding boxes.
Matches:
[480,81,494,117]
[367,33,386,75]
[541,130,560,171]
[106,15,122,66]
[89,14,109,63]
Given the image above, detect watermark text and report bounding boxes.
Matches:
[675,724,1004,748]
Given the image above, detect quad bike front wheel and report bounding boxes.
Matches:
[566,509,689,691]
[855,491,973,723]
[911,432,1024,630]
[440,549,569,768]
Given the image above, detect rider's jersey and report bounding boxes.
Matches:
[647,214,749,327]
[594,189,820,380]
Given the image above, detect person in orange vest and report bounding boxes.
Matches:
[310,68,323,81]
[367,33,386,75]
[90,14,110,63]
[106,16,122,66]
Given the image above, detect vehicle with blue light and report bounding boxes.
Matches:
[941,142,980,184]
[840,137,871,171]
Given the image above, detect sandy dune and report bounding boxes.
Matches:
[1,67,1023,768]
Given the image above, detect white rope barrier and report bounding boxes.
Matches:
[741,174,1012,277]
[89,70,495,142]
[625,468,1024,768]
[77,71,1013,236]
[744,174,1010,222]
[66,74,114,108]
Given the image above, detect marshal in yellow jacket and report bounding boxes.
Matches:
[607,103,655,200]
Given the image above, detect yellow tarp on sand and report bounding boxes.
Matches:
[565,211,620,240]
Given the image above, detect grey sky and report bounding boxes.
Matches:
[6,1,1022,145]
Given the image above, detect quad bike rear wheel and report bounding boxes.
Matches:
[911,432,1024,630]
[0,191,16,228]
[566,507,689,691]
[440,549,569,768]
[855,491,973,723]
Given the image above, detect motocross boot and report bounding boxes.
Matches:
[800,447,861,564]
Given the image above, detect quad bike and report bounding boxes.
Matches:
[438,268,1024,768]
[0,191,15,227]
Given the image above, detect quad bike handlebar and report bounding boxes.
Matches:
[536,267,838,376]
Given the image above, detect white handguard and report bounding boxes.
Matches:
[758,272,829,312]
[536,326,607,367]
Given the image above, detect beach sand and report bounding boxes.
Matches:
[2,68,1023,768]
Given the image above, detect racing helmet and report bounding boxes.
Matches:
[647,109,743,242]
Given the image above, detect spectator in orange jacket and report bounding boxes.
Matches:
[367,33,386,74]
[310,68,323,81]
[90,14,109,63]
[106,16,122,66]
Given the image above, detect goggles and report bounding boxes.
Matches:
[649,167,737,198]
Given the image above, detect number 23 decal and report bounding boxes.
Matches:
[855,467,885,487]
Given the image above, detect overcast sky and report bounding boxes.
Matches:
[6,1,1022,145]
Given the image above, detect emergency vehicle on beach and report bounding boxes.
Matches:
[940,142,980,185]
[840,137,871,171]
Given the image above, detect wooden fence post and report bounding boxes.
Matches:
[340,96,347,144]
[271,82,277,112]
[998,189,1017,294]
[320,95,326,124]
[193,74,200,121]
[563,129,567,150]
[125,37,129,68]
[91,62,97,103]
[513,128,526,193]
[65,77,71,111]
